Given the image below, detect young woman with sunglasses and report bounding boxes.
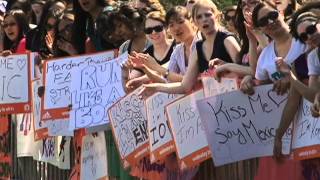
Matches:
[2,9,29,55]
[142,0,240,96]
[274,2,320,164]
[239,2,306,179]
[240,1,307,95]
[126,10,176,90]
[224,5,237,35]
[133,6,198,84]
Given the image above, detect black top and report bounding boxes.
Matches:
[144,41,176,65]
[196,30,234,73]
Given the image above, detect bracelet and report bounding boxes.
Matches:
[163,69,169,79]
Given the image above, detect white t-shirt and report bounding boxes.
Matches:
[255,38,307,81]
[307,47,320,76]
[168,36,200,75]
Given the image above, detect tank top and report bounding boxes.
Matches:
[196,30,233,73]
[144,41,176,66]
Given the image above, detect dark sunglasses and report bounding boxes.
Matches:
[225,14,235,22]
[299,23,318,42]
[257,11,279,27]
[187,0,195,4]
[144,25,164,34]
[2,22,16,28]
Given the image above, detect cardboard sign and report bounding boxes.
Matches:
[292,99,320,160]
[196,84,291,166]
[17,114,36,157]
[0,54,31,114]
[41,50,116,120]
[32,79,49,140]
[108,86,149,166]
[33,136,71,170]
[69,52,127,130]
[145,92,182,163]
[165,90,211,169]
[47,119,73,137]
[80,132,108,180]
[201,77,238,97]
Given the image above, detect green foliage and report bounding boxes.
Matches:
[160,0,238,11]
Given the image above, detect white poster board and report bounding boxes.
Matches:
[165,90,211,169]
[196,84,291,166]
[292,99,320,160]
[32,79,49,140]
[108,86,149,166]
[69,52,127,130]
[0,54,31,114]
[201,77,237,97]
[33,136,71,169]
[47,119,73,137]
[145,92,182,162]
[42,50,116,120]
[17,113,35,157]
[80,132,108,180]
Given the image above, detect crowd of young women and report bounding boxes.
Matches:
[1,0,320,179]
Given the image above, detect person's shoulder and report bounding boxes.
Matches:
[308,47,319,61]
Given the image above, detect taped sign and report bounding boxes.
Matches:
[145,92,183,163]
[41,50,116,120]
[165,89,211,169]
[0,54,31,114]
[108,86,149,166]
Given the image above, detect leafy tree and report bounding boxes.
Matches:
[160,0,238,11]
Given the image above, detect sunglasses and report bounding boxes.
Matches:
[257,11,279,27]
[225,14,235,22]
[187,0,195,4]
[144,25,164,34]
[2,22,16,28]
[299,23,318,42]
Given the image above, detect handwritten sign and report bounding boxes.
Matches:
[292,99,320,160]
[0,54,31,114]
[47,119,73,137]
[196,84,291,166]
[33,136,71,169]
[80,132,108,180]
[165,90,211,169]
[108,86,149,166]
[42,50,116,120]
[201,77,238,97]
[32,79,49,140]
[17,114,36,157]
[69,52,127,130]
[145,92,182,163]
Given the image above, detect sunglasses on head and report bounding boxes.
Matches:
[299,22,318,42]
[144,25,164,34]
[2,22,16,28]
[257,11,279,27]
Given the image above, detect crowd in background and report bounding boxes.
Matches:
[1,0,320,179]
